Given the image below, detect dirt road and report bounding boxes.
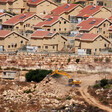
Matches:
[79,74,112,112]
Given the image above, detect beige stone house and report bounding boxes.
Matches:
[30,31,67,52]
[76,18,111,39]
[0,13,12,23]
[2,13,43,36]
[75,33,111,55]
[51,3,83,21]
[0,0,25,14]
[34,15,70,33]
[0,30,28,52]
[27,0,58,16]
[75,5,111,24]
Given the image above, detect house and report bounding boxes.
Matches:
[96,0,112,9]
[0,12,13,29]
[0,13,13,23]
[0,0,25,14]
[75,5,111,24]
[27,0,58,16]
[51,3,83,22]
[2,13,43,37]
[2,71,17,80]
[0,30,28,52]
[75,33,111,55]
[30,31,67,52]
[76,18,111,39]
[34,15,70,33]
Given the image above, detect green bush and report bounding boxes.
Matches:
[99,58,103,62]
[105,57,110,63]
[66,96,71,100]
[104,84,111,89]
[24,89,32,94]
[76,59,80,63]
[94,58,98,62]
[68,58,71,63]
[93,84,100,88]
[25,69,52,82]
[100,79,108,87]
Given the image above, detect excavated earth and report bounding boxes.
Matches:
[0,72,109,112]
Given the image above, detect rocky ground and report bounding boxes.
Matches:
[0,73,109,112]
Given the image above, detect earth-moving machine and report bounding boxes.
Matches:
[47,70,81,85]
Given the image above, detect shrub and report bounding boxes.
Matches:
[105,57,110,63]
[24,89,32,94]
[68,58,71,63]
[76,59,80,63]
[100,79,108,87]
[94,58,98,62]
[104,84,111,89]
[99,58,103,62]
[25,69,52,82]
[66,96,71,100]
[93,84,100,88]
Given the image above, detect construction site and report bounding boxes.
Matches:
[0,53,112,112]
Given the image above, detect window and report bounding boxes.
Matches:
[59,28,61,31]
[45,46,48,49]
[95,49,97,51]
[54,29,56,31]
[104,44,106,47]
[15,44,17,48]
[64,28,66,31]
[99,28,102,33]
[103,24,106,27]
[12,44,13,47]
[53,46,55,49]
[104,3,107,6]
[21,40,23,44]
[38,46,41,48]
[64,21,66,24]
[99,48,101,51]
[16,27,19,29]
[59,21,61,24]
[103,31,105,34]
[47,29,50,31]
[8,45,10,48]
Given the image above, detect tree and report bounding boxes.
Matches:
[25,69,52,82]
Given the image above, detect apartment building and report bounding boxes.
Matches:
[30,31,67,52]
[0,30,28,52]
[75,33,111,55]
[76,18,111,39]
[34,15,70,33]
[2,13,43,36]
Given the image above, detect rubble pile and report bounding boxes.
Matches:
[0,77,86,111]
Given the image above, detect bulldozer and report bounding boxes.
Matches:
[47,70,81,85]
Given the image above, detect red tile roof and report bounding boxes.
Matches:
[108,25,112,30]
[31,31,56,39]
[35,15,61,28]
[51,4,80,15]
[0,30,12,38]
[76,5,102,17]
[75,33,98,41]
[3,13,36,25]
[28,0,57,6]
[77,18,106,31]
[0,0,15,2]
